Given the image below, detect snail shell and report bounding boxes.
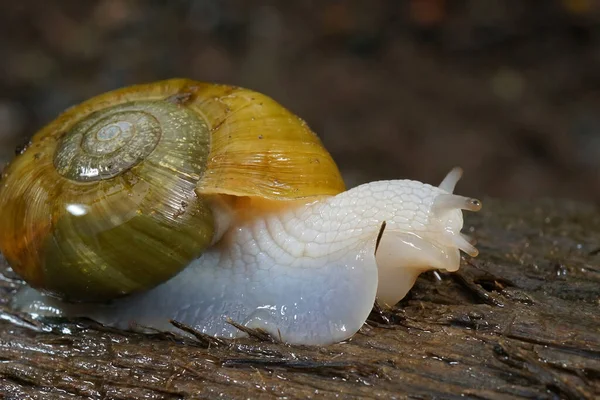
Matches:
[0,79,344,301]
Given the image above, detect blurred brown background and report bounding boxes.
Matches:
[1,0,599,201]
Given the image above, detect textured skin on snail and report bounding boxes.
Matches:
[2,79,482,345]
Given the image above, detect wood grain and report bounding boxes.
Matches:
[0,199,598,399]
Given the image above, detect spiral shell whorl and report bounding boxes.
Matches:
[54,106,160,181]
[0,86,216,301]
[53,101,212,182]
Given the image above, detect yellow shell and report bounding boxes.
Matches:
[0,79,345,301]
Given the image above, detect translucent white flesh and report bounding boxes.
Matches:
[14,170,480,345]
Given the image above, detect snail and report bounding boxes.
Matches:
[0,79,482,346]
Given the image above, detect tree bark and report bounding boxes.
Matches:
[1,199,599,399]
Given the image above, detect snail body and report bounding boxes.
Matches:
[3,79,481,345]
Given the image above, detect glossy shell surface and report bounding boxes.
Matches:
[0,79,345,301]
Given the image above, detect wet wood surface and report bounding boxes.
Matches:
[0,199,599,399]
